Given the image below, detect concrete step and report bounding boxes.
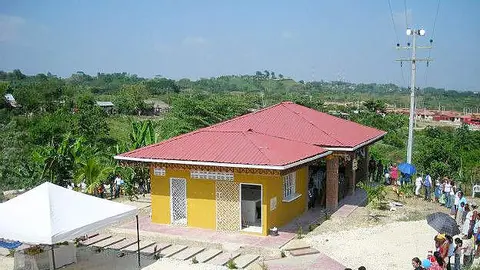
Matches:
[289,247,320,257]
[195,249,223,263]
[233,254,260,269]
[208,252,241,266]
[159,245,188,258]
[107,239,138,250]
[171,247,205,261]
[82,234,111,246]
[121,240,155,252]
[140,243,172,256]
[282,239,310,251]
[92,236,126,248]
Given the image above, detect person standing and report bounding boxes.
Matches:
[109,177,114,200]
[376,160,383,182]
[462,235,474,267]
[390,164,399,186]
[424,173,432,201]
[444,180,453,209]
[368,158,376,182]
[114,174,123,198]
[415,175,423,197]
[384,167,390,185]
[446,235,455,270]
[453,238,462,270]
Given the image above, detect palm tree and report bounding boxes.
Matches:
[74,157,112,194]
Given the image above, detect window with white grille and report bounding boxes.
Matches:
[283,172,296,200]
[190,170,234,181]
[154,167,166,176]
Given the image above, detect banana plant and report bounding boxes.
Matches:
[129,120,158,150]
[74,157,113,194]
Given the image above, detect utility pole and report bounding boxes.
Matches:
[396,28,433,164]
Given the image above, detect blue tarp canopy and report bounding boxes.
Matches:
[398,162,416,175]
[0,239,21,249]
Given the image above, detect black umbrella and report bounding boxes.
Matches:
[426,212,460,236]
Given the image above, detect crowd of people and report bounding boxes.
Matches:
[409,176,480,269]
[65,174,127,199]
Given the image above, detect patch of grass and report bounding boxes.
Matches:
[226,258,237,269]
[296,225,303,239]
[191,256,198,264]
[260,259,269,270]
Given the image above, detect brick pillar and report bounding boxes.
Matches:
[346,152,356,195]
[326,155,339,211]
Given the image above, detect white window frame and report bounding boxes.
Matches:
[153,167,166,176]
[190,170,234,181]
[282,172,301,202]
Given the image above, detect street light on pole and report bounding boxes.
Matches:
[396,28,432,164]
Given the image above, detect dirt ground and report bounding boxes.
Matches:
[304,187,479,270]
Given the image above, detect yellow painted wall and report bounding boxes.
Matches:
[265,166,308,230]
[150,168,170,224]
[150,165,308,236]
[150,167,217,230]
[186,179,216,229]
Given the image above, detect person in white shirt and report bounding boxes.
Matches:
[444,180,453,208]
[114,174,123,198]
[81,182,87,193]
[415,175,423,196]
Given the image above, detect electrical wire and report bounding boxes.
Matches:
[404,0,409,29]
[388,0,408,88]
[423,0,441,88]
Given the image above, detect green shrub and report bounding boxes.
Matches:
[296,226,303,239]
[226,258,237,269]
[357,182,386,209]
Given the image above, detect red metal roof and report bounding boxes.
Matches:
[118,130,328,167]
[206,102,386,148]
[117,102,386,167]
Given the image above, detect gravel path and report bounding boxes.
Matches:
[305,220,438,270]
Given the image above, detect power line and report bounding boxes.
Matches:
[423,0,441,88]
[387,0,408,87]
[388,0,400,43]
[404,0,409,29]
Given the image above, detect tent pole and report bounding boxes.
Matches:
[51,244,56,270]
[136,215,140,268]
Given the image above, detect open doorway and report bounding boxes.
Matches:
[308,160,327,208]
[240,184,262,233]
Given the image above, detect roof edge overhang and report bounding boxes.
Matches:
[114,151,333,171]
[324,132,387,152]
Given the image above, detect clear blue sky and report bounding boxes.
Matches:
[0,1,479,90]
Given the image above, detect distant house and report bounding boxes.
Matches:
[415,109,435,121]
[4,94,20,108]
[144,100,170,116]
[96,101,115,114]
[433,111,462,123]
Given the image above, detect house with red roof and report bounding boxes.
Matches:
[115,102,386,235]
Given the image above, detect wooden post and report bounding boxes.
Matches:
[136,215,141,268]
[51,245,56,270]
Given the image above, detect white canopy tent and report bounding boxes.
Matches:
[0,182,140,269]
